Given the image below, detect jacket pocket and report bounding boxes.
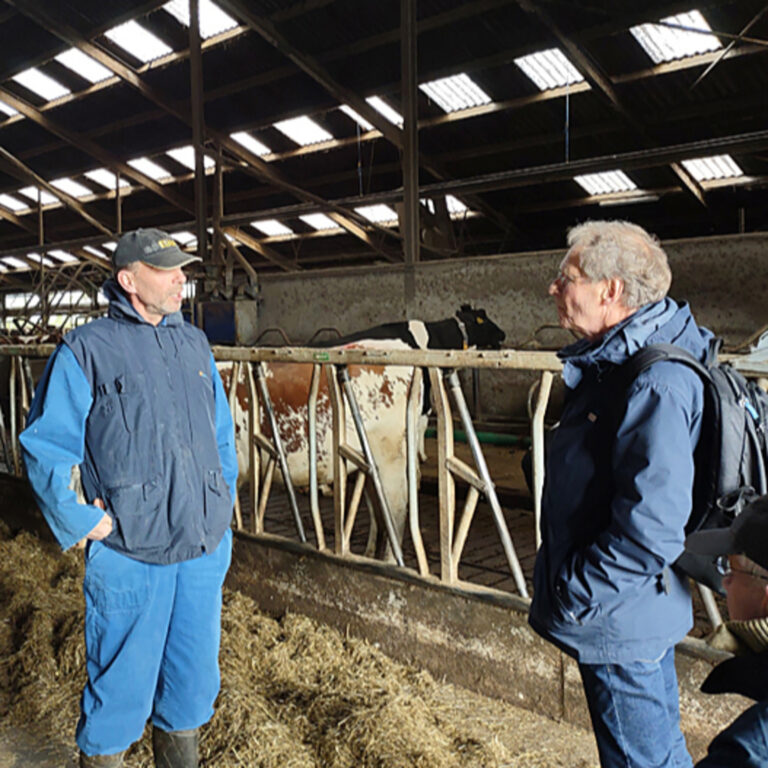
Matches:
[203,468,232,534]
[106,476,167,551]
[553,582,602,626]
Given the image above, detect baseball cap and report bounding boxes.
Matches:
[685,495,768,571]
[112,228,202,270]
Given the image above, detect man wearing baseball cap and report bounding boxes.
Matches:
[685,496,768,766]
[20,229,238,767]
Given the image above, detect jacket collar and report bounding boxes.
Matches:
[102,278,184,328]
[558,298,705,388]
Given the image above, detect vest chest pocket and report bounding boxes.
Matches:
[91,371,150,436]
[114,371,149,433]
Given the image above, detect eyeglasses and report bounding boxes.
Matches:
[715,554,768,580]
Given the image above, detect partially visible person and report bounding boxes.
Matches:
[529,220,713,767]
[685,496,768,767]
[20,229,238,768]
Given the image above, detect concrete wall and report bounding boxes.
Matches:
[257,232,768,420]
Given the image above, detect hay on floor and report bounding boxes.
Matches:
[0,520,596,767]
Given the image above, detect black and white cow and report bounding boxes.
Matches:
[217,306,505,557]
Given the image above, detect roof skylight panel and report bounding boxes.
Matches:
[2,257,31,270]
[575,171,637,195]
[419,73,491,113]
[230,131,271,156]
[104,20,173,63]
[365,96,403,127]
[166,146,215,171]
[446,195,469,214]
[574,170,638,195]
[514,48,584,91]
[82,245,107,259]
[339,105,374,132]
[18,186,58,205]
[273,116,334,146]
[55,48,113,84]
[48,249,80,263]
[12,68,71,101]
[0,193,29,212]
[354,204,398,224]
[173,231,197,245]
[26,252,56,268]
[300,213,341,231]
[50,177,92,198]
[163,0,238,38]
[127,157,172,181]
[630,10,721,64]
[251,219,294,237]
[681,154,744,181]
[0,100,18,117]
[85,168,131,190]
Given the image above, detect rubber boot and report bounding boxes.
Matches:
[79,751,126,767]
[152,726,199,768]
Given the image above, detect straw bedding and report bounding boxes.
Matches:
[0,521,597,767]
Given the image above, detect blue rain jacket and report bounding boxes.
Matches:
[20,279,238,565]
[529,298,712,663]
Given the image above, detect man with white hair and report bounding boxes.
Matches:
[529,220,712,768]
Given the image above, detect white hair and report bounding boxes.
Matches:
[567,220,672,309]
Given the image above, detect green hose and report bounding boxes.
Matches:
[425,427,530,447]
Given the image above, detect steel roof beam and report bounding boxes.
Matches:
[514,0,708,207]
[215,0,514,235]
[0,144,113,236]
[9,0,398,265]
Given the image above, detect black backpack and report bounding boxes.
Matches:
[617,340,768,592]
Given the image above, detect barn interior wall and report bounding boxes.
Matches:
[257,232,768,423]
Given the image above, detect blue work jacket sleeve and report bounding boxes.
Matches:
[19,344,105,551]
[557,378,699,614]
[210,353,239,504]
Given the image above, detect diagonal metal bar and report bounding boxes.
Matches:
[688,4,768,90]
[514,0,708,207]
[0,144,113,236]
[0,86,195,216]
[9,0,400,262]
[215,0,514,234]
[222,226,300,272]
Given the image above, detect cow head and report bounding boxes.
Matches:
[457,305,505,349]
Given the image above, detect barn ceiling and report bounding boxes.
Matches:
[0,0,766,296]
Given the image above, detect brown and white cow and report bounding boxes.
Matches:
[218,306,505,559]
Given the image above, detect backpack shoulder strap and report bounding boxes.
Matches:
[617,342,712,390]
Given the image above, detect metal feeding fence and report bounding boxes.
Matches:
[2,342,761,633]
